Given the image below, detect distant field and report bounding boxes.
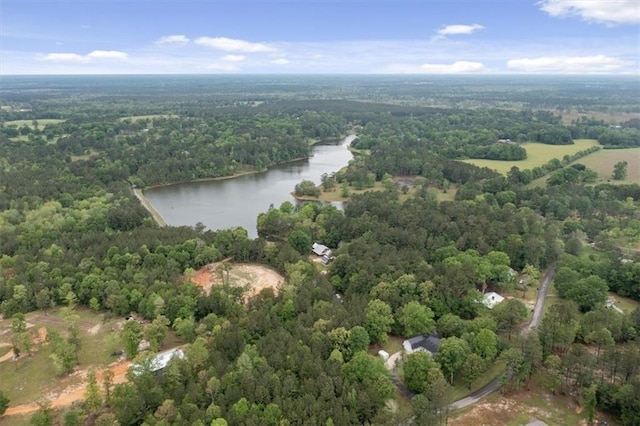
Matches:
[463,139,600,175]
[4,119,65,129]
[572,148,640,184]
[119,114,177,123]
[560,109,640,125]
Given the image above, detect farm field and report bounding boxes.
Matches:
[572,147,640,184]
[463,139,600,174]
[118,114,177,123]
[3,119,65,129]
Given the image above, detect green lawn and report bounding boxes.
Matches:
[463,139,600,175]
[448,361,505,403]
[608,292,640,315]
[4,119,65,129]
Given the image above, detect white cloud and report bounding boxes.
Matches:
[271,58,290,65]
[507,55,634,72]
[221,54,246,62]
[538,0,640,25]
[437,24,485,36]
[87,50,128,60]
[40,50,128,63]
[155,35,190,45]
[42,53,88,63]
[420,61,487,73]
[194,37,276,52]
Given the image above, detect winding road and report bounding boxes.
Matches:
[385,264,557,412]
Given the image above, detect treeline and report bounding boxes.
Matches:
[350,108,574,162]
[570,116,640,147]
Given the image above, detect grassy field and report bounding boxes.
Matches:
[4,119,65,129]
[298,180,456,204]
[0,307,123,406]
[608,292,640,314]
[463,139,600,175]
[571,147,640,184]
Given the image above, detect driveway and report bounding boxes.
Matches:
[387,264,557,412]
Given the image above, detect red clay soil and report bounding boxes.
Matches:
[3,360,131,416]
[188,260,284,299]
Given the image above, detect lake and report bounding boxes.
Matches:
[144,135,355,238]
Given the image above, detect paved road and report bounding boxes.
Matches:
[528,264,556,331]
[448,264,557,411]
[385,264,558,413]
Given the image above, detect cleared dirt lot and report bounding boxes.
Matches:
[189,261,284,298]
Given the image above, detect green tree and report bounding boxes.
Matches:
[539,301,579,356]
[612,161,628,180]
[0,391,9,415]
[499,347,527,390]
[472,328,498,361]
[461,353,485,389]
[493,298,528,339]
[437,313,465,338]
[364,299,394,344]
[35,289,53,315]
[30,402,53,426]
[437,337,471,384]
[145,315,170,352]
[564,275,608,312]
[288,229,312,255]
[84,370,102,412]
[402,351,438,394]
[581,384,597,424]
[398,301,436,337]
[121,320,143,358]
[348,326,370,355]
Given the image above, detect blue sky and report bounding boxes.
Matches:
[1,0,639,74]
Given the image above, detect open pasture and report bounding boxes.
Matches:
[463,139,600,175]
[572,147,640,184]
[3,119,65,129]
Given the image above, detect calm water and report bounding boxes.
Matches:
[144,135,355,238]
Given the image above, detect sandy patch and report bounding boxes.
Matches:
[4,359,132,416]
[189,261,284,298]
[88,324,101,335]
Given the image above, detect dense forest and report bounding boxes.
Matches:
[0,76,639,425]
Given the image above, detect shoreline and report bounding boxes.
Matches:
[142,134,357,191]
[134,134,358,226]
[132,187,168,227]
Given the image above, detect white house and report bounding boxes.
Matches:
[402,333,441,356]
[482,292,505,309]
[312,242,329,256]
[131,348,184,375]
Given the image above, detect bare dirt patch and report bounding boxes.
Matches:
[4,359,132,416]
[189,261,284,298]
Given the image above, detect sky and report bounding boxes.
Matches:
[1,0,639,75]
